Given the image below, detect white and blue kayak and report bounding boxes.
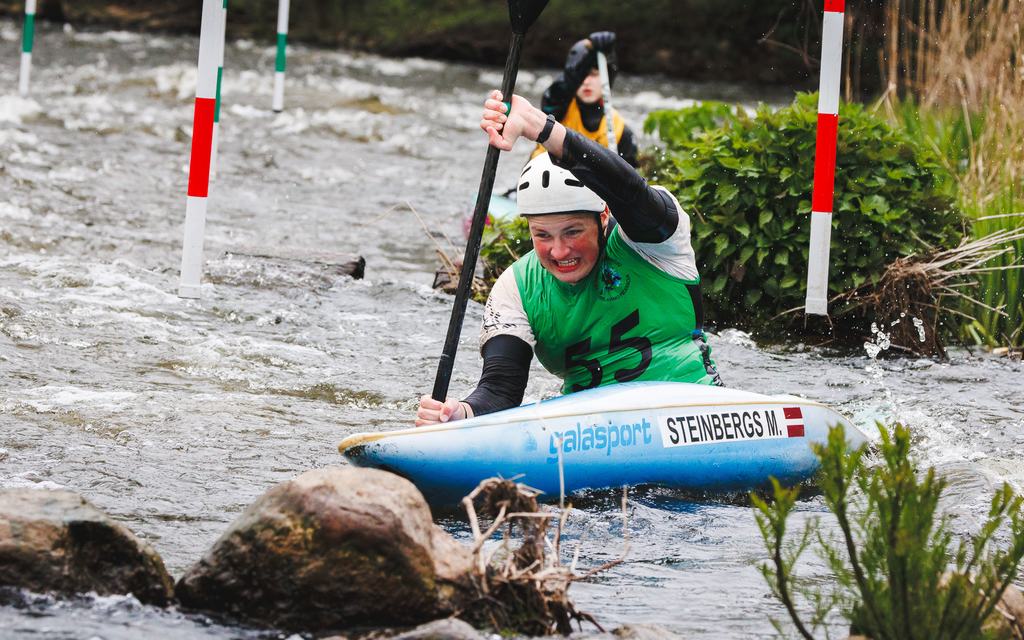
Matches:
[339,381,870,505]
[462,192,518,238]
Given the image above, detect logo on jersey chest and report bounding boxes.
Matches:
[598,262,631,301]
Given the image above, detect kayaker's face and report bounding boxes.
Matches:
[576,69,602,104]
[528,212,607,284]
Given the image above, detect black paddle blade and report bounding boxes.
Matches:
[508,0,549,35]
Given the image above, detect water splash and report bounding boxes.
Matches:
[913,316,927,342]
[864,321,892,359]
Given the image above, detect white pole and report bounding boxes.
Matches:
[596,51,617,155]
[179,0,225,299]
[210,0,227,179]
[805,0,846,316]
[19,0,37,96]
[272,0,291,112]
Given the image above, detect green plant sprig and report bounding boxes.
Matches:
[753,423,1024,640]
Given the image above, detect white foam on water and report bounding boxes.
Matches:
[297,165,355,185]
[0,128,40,146]
[228,104,270,120]
[270,107,311,134]
[274,107,394,140]
[51,94,127,133]
[525,73,555,96]
[333,77,403,102]
[146,63,199,100]
[47,166,94,183]
[0,22,19,42]
[0,472,67,491]
[715,328,756,349]
[3,385,137,413]
[225,69,269,96]
[629,91,697,111]
[429,100,486,130]
[71,30,144,44]
[12,259,181,315]
[0,203,33,220]
[478,68,539,89]
[380,125,430,155]
[7,149,51,167]
[0,95,42,124]
[402,57,447,72]
[369,58,416,76]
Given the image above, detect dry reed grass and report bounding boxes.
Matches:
[457,477,629,635]
[833,226,1024,356]
[878,0,1024,204]
[844,0,1024,349]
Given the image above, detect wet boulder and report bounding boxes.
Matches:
[175,466,473,632]
[0,488,174,605]
[391,618,484,640]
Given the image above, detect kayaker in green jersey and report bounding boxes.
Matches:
[416,90,722,427]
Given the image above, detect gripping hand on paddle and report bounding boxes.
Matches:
[416,395,473,427]
[588,31,616,53]
[481,90,565,157]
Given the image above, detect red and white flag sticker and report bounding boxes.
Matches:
[783,407,805,438]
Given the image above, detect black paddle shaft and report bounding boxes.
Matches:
[431,33,526,402]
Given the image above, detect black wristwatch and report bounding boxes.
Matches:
[535,113,557,144]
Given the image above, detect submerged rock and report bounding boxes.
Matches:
[0,488,174,605]
[612,624,682,640]
[390,618,484,640]
[176,467,472,632]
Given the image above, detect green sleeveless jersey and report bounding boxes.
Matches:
[512,227,716,394]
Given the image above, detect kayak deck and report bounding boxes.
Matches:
[340,381,869,506]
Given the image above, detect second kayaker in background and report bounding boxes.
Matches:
[533,31,639,167]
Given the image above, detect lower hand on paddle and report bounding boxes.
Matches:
[480,90,564,155]
[416,395,472,427]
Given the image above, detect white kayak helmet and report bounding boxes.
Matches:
[516,152,606,216]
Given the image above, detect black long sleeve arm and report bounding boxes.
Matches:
[553,130,678,243]
[462,334,533,417]
[616,126,640,168]
[540,49,597,121]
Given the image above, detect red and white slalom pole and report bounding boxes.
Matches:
[179,0,225,299]
[804,0,846,316]
[272,0,290,112]
[210,0,227,179]
[19,0,37,96]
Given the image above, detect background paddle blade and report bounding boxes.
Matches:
[508,0,549,35]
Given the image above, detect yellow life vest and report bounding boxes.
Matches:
[532,99,626,159]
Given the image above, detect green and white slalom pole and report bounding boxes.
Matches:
[210,0,227,179]
[272,0,290,112]
[596,51,617,155]
[19,0,37,96]
[179,0,226,299]
[804,0,846,316]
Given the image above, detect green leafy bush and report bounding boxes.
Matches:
[753,424,1024,639]
[642,94,964,330]
[479,215,532,294]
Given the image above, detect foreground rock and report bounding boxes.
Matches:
[176,467,472,632]
[0,488,174,605]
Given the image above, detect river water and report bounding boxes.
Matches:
[1,19,1021,640]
